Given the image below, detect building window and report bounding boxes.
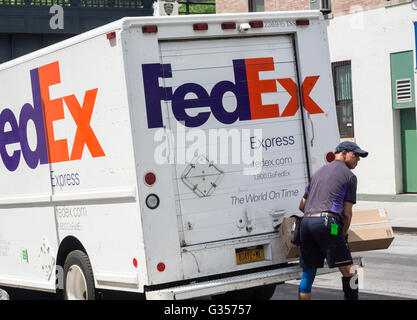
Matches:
[332,61,354,138]
[249,0,264,12]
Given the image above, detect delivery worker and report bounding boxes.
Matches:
[297,141,368,300]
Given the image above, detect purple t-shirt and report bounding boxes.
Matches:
[303,160,357,216]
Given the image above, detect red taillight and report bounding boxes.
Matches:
[193,23,208,31]
[157,262,165,272]
[221,22,236,30]
[296,19,310,26]
[133,258,138,268]
[142,25,158,33]
[249,21,263,28]
[144,172,156,186]
[326,152,335,163]
[106,32,116,40]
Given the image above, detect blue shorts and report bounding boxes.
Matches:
[299,216,353,269]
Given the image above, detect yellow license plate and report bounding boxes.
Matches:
[236,247,264,265]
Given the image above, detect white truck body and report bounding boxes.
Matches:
[0,11,340,299]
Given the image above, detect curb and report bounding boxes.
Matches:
[392,226,417,234]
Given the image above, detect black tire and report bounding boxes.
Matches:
[252,284,277,300]
[63,250,96,300]
[211,284,277,300]
[211,287,255,300]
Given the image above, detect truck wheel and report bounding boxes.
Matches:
[211,287,254,300]
[211,284,277,300]
[63,250,96,300]
[252,284,276,300]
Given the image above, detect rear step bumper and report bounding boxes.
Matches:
[145,256,363,300]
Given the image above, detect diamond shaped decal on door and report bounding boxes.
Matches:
[181,155,224,197]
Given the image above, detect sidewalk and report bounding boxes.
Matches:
[355,200,417,232]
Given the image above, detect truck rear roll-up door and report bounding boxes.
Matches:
[158,35,309,246]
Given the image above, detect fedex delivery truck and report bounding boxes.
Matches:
[0,11,342,300]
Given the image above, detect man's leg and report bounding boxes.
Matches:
[339,264,358,300]
[298,218,325,300]
[298,268,317,300]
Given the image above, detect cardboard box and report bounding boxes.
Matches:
[279,217,300,259]
[348,209,395,252]
[279,210,394,258]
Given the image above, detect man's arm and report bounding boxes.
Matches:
[342,201,353,236]
[299,184,310,213]
[342,175,357,237]
[299,197,307,213]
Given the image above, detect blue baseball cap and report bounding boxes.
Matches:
[335,141,368,157]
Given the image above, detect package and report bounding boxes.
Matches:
[279,216,300,259]
[348,209,395,252]
[279,209,394,259]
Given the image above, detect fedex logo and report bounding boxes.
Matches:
[142,57,324,128]
[0,61,105,172]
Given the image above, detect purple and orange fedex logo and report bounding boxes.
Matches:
[0,61,105,172]
[142,57,324,128]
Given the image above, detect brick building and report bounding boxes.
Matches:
[215,0,417,197]
[217,0,410,17]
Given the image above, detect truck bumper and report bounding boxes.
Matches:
[145,256,363,300]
